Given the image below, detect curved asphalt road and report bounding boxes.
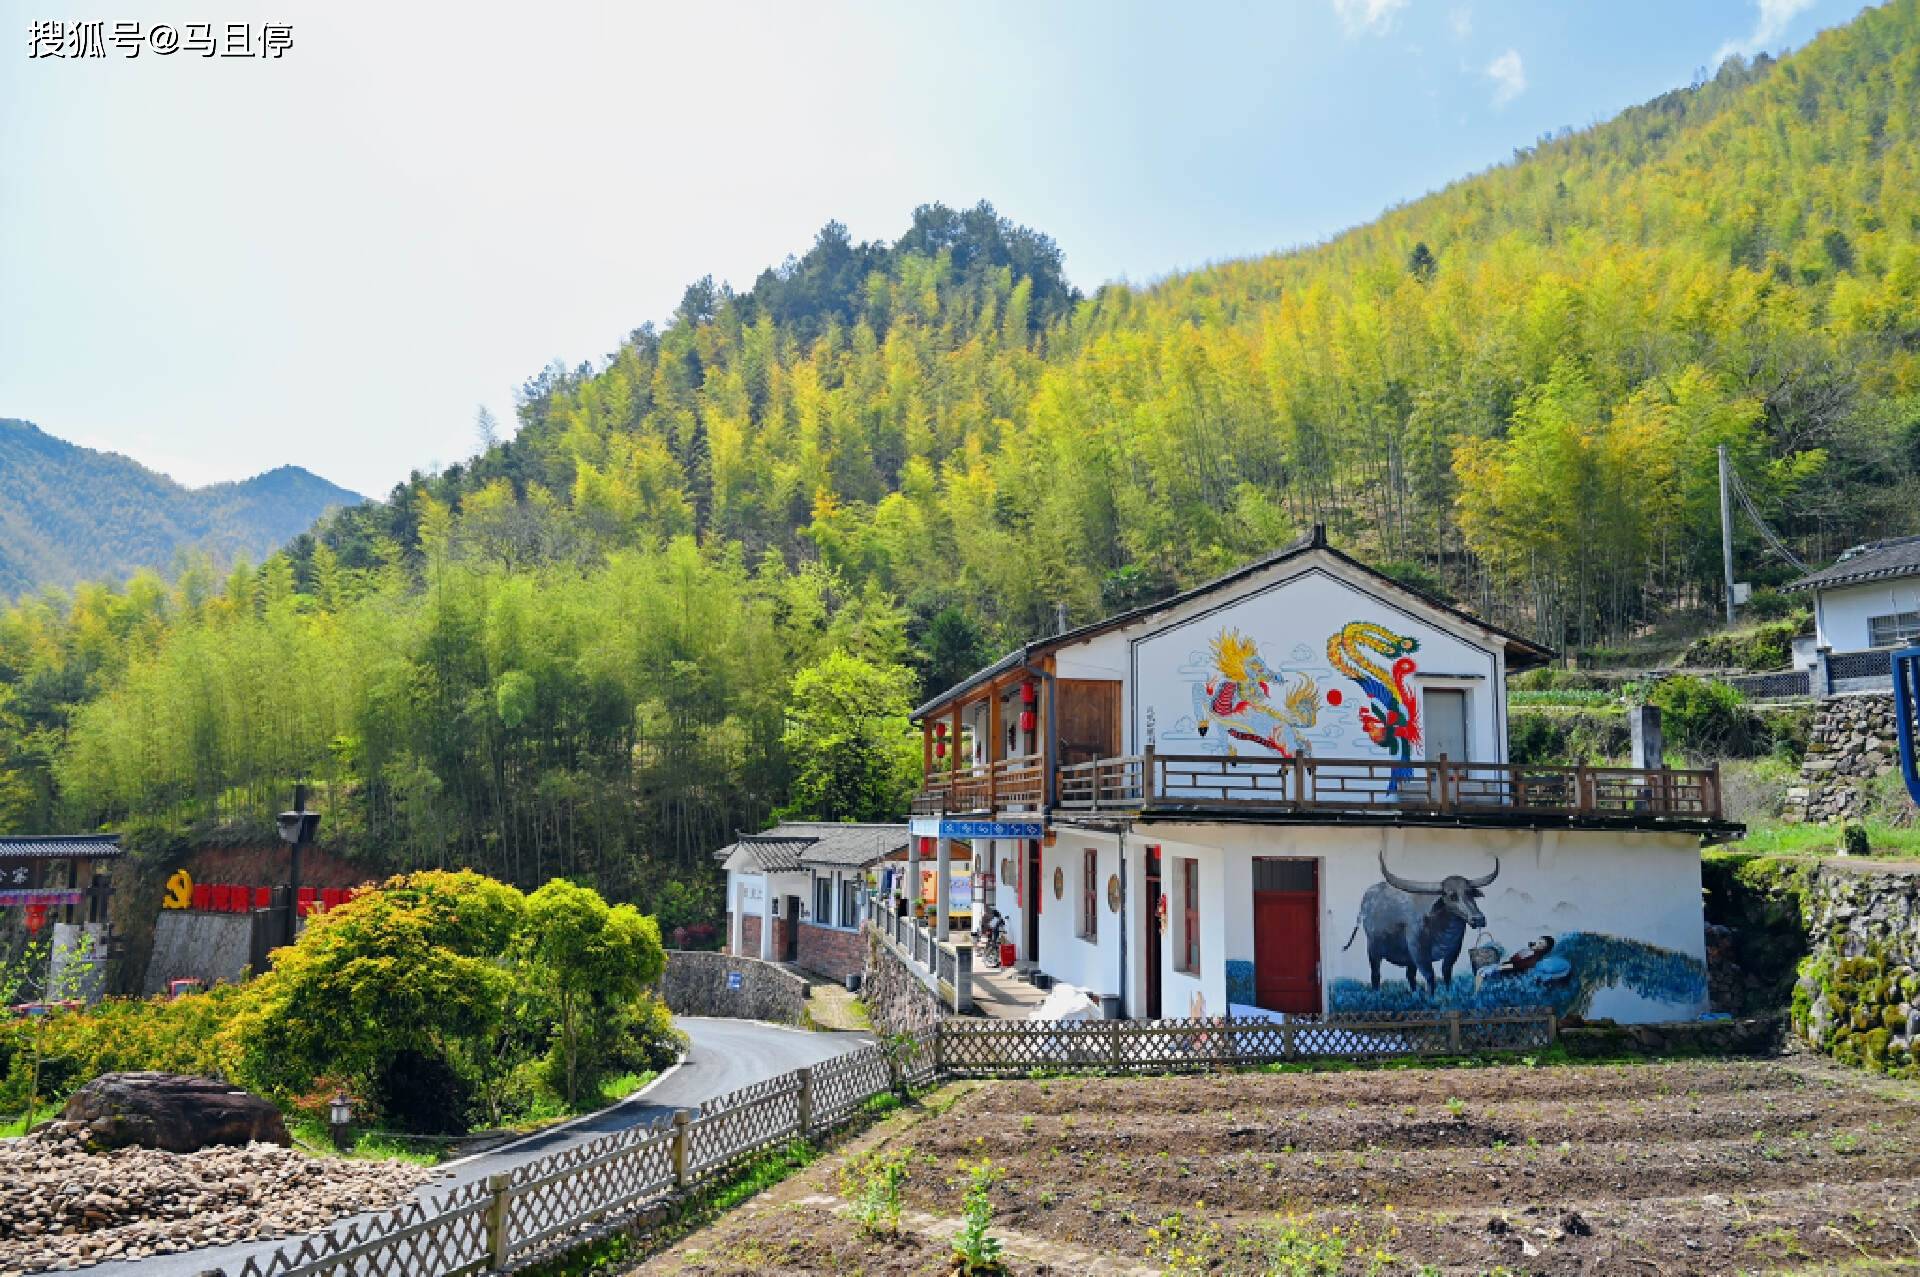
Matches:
[67,1018,870,1277]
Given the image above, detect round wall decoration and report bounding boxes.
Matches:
[1106,874,1121,913]
[1052,867,1065,900]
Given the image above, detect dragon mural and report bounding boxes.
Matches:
[1327,621,1421,788]
[1191,629,1322,757]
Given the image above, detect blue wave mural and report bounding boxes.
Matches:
[1327,931,1707,1018]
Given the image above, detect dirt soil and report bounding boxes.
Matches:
[634,1054,1920,1275]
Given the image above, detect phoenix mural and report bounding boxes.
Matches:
[1327,621,1421,788]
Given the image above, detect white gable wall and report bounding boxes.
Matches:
[1044,551,1510,763]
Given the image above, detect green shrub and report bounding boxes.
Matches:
[1647,675,1749,754]
[1679,617,1810,671]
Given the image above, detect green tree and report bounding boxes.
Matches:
[523,878,666,1106]
[778,650,920,823]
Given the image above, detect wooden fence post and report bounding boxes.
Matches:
[671,1109,691,1189]
[1446,1010,1462,1054]
[1108,1018,1124,1071]
[484,1171,513,1270]
[796,1067,814,1140]
[1280,1019,1296,1061]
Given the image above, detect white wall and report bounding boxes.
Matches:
[1129,562,1505,769]
[1817,578,1920,651]
[1124,821,1709,1023]
[1038,833,1124,998]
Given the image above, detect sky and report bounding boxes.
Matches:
[0,0,1880,496]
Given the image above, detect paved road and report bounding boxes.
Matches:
[71,1018,870,1277]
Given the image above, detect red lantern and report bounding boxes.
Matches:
[1019,710,1036,733]
[935,741,947,759]
[24,903,46,934]
[1021,681,1036,705]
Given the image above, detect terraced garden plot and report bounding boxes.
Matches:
[636,1056,1920,1275]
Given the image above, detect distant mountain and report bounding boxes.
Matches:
[0,419,364,594]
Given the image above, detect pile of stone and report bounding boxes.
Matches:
[1783,692,1902,824]
[0,1119,438,1275]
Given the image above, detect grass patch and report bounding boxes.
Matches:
[288,1117,457,1165]
[1736,820,1920,859]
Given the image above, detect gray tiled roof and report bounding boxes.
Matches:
[1785,535,1920,593]
[712,823,907,873]
[0,835,123,861]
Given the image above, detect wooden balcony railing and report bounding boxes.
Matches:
[919,752,1724,822]
[910,754,1046,817]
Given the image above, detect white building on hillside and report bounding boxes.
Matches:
[904,528,1739,1024]
[1784,535,1920,692]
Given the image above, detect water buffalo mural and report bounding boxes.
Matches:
[1342,850,1498,993]
[1331,850,1707,1017]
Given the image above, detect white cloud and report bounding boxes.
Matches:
[1485,48,1525,106]
[1713,0,1816,68]
[1334,0,1409,37]
[1448,6,1472,39]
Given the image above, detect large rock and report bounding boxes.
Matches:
[62,1072,290,1153]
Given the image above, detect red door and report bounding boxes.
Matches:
[1253,890,1321,1014]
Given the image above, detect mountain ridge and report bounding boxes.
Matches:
[0,418,364,595]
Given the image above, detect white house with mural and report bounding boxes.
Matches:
[902,528,1739,1025]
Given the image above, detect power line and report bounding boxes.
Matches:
[1727,467,1808,572]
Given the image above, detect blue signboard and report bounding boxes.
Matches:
[726,971,743,991]
[940,819,1044,839]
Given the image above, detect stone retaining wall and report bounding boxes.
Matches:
[862,927,946,1037]
[655,949,808,1025]
[1794,859,1920,1074]
[1784,692,1899,824]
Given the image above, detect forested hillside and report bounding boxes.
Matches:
[0,419,363,594]
[3,1,1918,917]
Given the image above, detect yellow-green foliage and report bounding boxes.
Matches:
[0,984,249,1113]
[2,870,676,1131]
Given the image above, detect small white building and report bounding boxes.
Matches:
[908,529,1738,1024]
[1784,536,1920,690]
[716,823,906,981]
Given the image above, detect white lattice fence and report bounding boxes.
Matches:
[935,1010,1552,1076]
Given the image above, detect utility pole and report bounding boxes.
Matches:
[1718,444,1736,625]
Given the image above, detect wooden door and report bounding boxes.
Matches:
[1252,858,1320,1013]
[782,896,800,961]
[1143,847,1163,1019]
[1056,679,1122,766]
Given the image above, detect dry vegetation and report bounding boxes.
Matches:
[638,1056,1920,1275]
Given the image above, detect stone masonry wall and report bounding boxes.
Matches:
[655,949,808,1025]
[1794,860,1920,1075]
[796,923,864,982]
[862,927,946,1038]
[1783,692,1899,824]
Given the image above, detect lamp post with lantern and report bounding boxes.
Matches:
[276,783,321,946]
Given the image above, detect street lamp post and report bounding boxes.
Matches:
[276,783,321,945]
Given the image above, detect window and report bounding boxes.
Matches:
[1080,848,1098,940]
[1869,611,1920,649]
[1179,858,1200,973]
[813,874,833,926]
[840,877,861,929]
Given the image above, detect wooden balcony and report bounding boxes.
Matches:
[910,753,1046,816]
[917,751,1728,826]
